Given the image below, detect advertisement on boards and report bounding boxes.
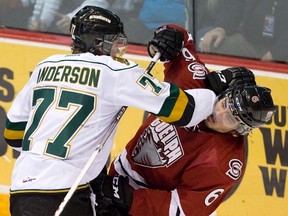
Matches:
[0,37,287,216]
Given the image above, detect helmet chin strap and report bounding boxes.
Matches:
[88,40,104,55]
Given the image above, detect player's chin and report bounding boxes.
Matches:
[204,119,214,130]
[204,120,227,133]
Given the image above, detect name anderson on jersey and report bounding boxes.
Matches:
[37,65,100,87]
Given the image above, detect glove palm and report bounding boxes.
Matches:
[147,25,184,61]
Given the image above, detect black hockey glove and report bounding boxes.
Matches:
[147,25,184,62]
[205,66,256,94]
[90,173,133,216]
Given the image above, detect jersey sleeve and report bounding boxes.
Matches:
[4,69,38,147]
[112,62,215,128]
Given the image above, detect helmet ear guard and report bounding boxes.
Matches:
[219,84,276,135]
[70,6,127,56]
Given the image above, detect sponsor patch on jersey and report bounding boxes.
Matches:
[131,119,184,168]
[226,159,243,180]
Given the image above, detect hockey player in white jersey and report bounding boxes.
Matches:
[4,6,217,216]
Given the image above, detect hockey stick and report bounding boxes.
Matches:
[54,51,161,216]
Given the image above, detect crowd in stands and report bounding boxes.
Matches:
[0,0,287,63]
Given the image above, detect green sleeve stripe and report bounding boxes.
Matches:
[156,84,180,117]
[6,119,27,130]
[170,92,195,126]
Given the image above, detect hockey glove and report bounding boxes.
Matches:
[206,66,256,94]
[90,173,133,215]
[147,25,184,62]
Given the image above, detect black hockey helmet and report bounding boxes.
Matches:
[70,6,127,56]
[220,84,276,135]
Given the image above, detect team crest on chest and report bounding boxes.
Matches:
[188,62,207,79]
[226,159,243,180]
[131,119,184,168]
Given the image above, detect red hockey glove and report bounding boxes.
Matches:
[205,66,256,94]
[147,25,184,62]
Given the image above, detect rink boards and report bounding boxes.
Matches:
[0,35,288,216]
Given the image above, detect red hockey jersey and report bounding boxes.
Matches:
[110,25,246,216]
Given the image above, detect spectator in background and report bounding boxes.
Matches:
[196,0,243,53]
[27,0,110,34]
[112,0,186,44]
[109,0,143,18]
[53,0,110,34]
[1,0,186,44]
[0,0,34,29]
[26,0,63,31]
[0,0,21,21]
[138,0,185,32]
[199,0,288,63]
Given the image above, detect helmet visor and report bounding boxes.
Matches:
[110,33,127,57]
[227,96,254,135]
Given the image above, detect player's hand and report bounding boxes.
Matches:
[147,25,184,62]
[28,18,47,31]
[261,51,273,62]
[198,27,226,53]
[90,173,133,215]
[205,66,256,94]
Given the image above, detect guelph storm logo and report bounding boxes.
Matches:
[226,159,243,180]
[131,119,184,168]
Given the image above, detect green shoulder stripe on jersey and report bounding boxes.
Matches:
[156,84,195,126]
[10,184,90,195]
[37,59,138,72]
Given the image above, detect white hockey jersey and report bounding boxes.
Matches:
[4,53,215,193]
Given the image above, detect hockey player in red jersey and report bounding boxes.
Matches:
[92,25,276,216]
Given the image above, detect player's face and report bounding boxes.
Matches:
[204,97,239,133]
